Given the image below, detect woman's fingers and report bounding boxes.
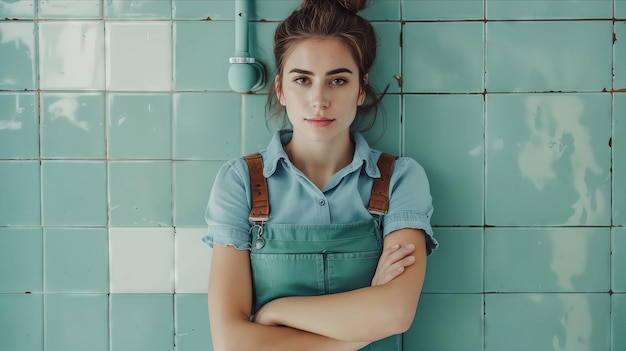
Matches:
[371,244,416,286]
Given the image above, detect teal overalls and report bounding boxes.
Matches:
[244,152,402,351]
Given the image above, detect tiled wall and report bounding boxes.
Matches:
[0,0,624,350]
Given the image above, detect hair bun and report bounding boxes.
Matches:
[300,0,368,14]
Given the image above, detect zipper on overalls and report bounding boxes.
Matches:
[322,250,329,294]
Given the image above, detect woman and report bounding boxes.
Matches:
[204,0,437,350]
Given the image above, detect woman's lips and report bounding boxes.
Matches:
[306,117,334,127]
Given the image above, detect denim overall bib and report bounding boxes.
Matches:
[244,153,402,351]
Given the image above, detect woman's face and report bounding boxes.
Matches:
[276,38,366,144]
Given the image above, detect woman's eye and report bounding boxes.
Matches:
[294,77,309,84]
[331,78,347,85]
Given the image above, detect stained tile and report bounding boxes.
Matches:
[173,93,241,159]
[485,228,610,293]
[251,0,299,21]
[109,294,174,351]
[44,228,108,293]
[0,228,42,293]
[403,0,483,20]
[0,0,35,18]
[0,92,38,159]
[242,94,275,155]
[40,92,105,158]
[109,228,174,293]
[422,228,483,293]
[486,21,612,92]
[486,0,612,20]
[175,294,213,351]
[41,161,107,226]
[486,93,611,226]
[403,22,483,93]
[174,21,233,91]
[360,94,401,155]
[614,227,626,292]
[105,0,171,19]
[405,294,483,351]
[485,294,610,351]
[175,228,212,293]
[371,22,401,94]
[613,294,626,351]
[108,161,172,226]
[0,161,40,225]
[0,22,37,90]
[0,294,43,351]
[106,22,171,91]
[107,93,172,159]
[38,0,101,19]
[173,161,224,227]
[405,94,484,226]
[39,21,105,90]
[173,0,232,20]
[615,22,626,92]
[44,294,108,351]
[615,93,626,225]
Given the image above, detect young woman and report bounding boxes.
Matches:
[204,1,437,350]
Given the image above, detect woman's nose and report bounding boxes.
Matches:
[311,84,330,109]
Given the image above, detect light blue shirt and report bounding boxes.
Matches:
[203,130,438,255]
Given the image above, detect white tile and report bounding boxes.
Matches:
[39,21,105,90]
[174,227,212,293]
[105,22,172,91]
[109,227,174,293]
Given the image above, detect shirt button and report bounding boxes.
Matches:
[319,199,326,206]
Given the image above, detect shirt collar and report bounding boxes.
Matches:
[262,130,380,178]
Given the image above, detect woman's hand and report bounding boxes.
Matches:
[371,243,416,286]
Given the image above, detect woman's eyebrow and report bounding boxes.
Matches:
[287,68,354,75]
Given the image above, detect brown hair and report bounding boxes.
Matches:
[266,0,387,132]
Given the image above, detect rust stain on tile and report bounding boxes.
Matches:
[394,75,402,88]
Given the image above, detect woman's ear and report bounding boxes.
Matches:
[275,75,285,106]
[357,74,368,106]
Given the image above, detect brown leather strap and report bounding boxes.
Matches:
[368,153,398,214]
[244,153,269,223]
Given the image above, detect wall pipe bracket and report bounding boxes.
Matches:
[228,0,265,93]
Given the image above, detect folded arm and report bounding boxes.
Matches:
[253,228,427,342]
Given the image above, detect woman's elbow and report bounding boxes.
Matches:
[385,301,418,335]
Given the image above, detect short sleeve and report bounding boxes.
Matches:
[383,157,438,255]
[202,158,253,250]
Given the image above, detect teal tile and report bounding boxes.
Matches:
[487,0,612,20]
[248,21,277,94]
[486,93,611,226]
[615,93,626,225]
[174,161,224,226]
[174,21,233,91]
[485,294,610,351]
[40,92,105,158]
[251,0,299,21]
[242,94,275,155]
[107,93,172,159]
[0,294,43,351]
[38,0,101,19]
[361,0,400,21]
[403,0,483,20]
[0,228,42,293]
[173,93,241,159]
[175,294,213,351]
[44,294,108,351]
[371,22,401,94]
[485,228,610,293]
[44,228,108,293]
[0,22,37,90]
[360,94,401,155]
[0,92,38,159]
[486,21,612,92]
[42,161,107,226]
[404,95,484,226]
[105,0,171,19]
[614,227,626,292]
[614,294,626,351]
[0,0,35,18]
[615,22,626,91]
[39,21,105,90]
[173,0,233,20]
[403,22,483,93]
[422,228,483,293]
[0,161,40,225]
[110,294,174,351]
[405,294,483,351]
[108,161,172,226]
[618,0,626,19]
